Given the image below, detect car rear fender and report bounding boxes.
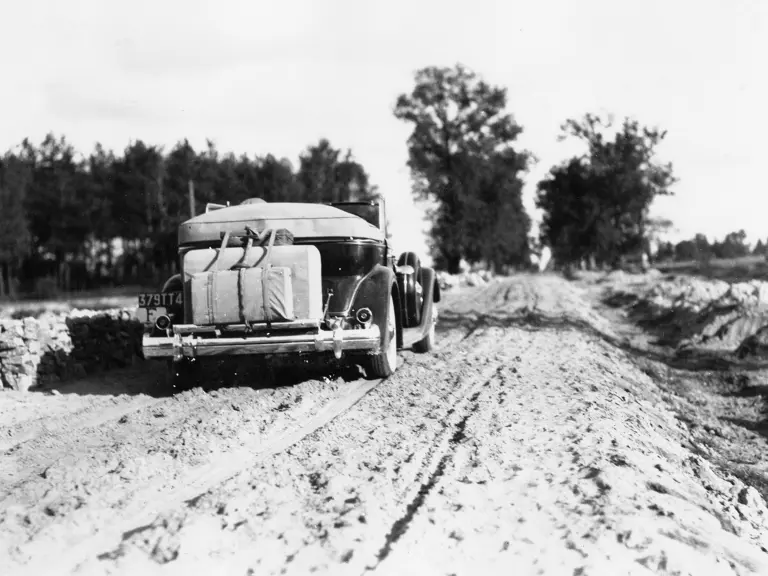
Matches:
[347,265,402,349]
[161,274,182,294]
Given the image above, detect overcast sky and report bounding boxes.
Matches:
[1,0,766,259]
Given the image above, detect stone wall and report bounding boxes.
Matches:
[0,309,144,392]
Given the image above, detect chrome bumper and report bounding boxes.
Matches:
[142,323,381,361]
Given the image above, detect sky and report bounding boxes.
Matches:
[1,0,766,261]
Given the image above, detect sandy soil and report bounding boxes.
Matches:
[2,274,768,576]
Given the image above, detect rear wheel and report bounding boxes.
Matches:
[397,252,422,327]
[413,304,437,353]
[365,292,398,378]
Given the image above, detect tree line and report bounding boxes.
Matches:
[2,62,688,296]
[656,230,768,263]
[0,136,379,297]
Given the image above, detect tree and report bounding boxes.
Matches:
[536,158,601,265]
[693,233,711,256]
[458,150,531,269]
[0,154,32,296]
[19,134,94,290]
[753,239,766,256]
[536,114,676,268]
[674,240,697,261]
[257,154,304,202]
[1,133,382,294]
[712,230,749,260]
[394,64,531,272]
[655,241,675,262]
[297,139,378,204]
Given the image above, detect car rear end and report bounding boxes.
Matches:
[140,230,383,364]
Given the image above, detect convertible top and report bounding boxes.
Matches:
[178,202,385,245]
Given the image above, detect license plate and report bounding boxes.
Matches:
[142,306,167,326]
[138,292,182,327]
[138,292,182,308]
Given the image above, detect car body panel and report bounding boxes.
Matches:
[141,199,437,369]
[178,202,385,246]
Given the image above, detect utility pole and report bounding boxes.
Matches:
[188,179,196,218]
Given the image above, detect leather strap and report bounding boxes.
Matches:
[234,237,254,324]
[206,271,215,325]
[260,229,277,327]
[207,231,230,324]
[210,231,230,272]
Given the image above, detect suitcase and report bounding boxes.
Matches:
[187,229,298,326]
[190,266,293,325]
[183,236,322,322]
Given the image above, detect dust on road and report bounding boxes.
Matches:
[1,274,767,576]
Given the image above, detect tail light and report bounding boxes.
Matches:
[355,307,373,328]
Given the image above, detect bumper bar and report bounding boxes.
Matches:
[142,325,381,361]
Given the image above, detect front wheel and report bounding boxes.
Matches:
[364,292,398,378]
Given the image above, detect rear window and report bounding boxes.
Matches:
[331,203,382,230]
[313,242,385,276]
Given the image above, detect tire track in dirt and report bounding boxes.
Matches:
[134,333,515,576]
[4,288,503,576]
[87,329,512,575]
[0,364,169,454]
[12,376,387,576]
[0,382,253,504]
[0,395,165,454]
[98,274,768,576]
[362,365,506,573]
[0,279,624,574]
[1,368,389,571]
[363,277,768,576]
[83,284,537,576]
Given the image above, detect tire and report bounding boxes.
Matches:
[397,252,422,327]
[365,292,398,378]
[413,304,437,353]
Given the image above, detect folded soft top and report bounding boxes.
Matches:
[178,202,385,245]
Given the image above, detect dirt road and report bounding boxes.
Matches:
[2,275,767,575]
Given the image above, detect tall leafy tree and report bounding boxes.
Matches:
[537,114,676,267]
[394,64,531,272]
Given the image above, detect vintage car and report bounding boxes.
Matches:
[139,198,439,386]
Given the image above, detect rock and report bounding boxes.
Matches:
[15,374,34,392]
[1,307,143,393]
[738,486,767,512]
[736,325,768,359]
[691,457,730,494]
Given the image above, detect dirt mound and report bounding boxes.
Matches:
[436,269,496,290]
[606,275,768,356]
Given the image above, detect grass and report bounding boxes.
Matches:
[655,255,768,283]
[0,285,154,319]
